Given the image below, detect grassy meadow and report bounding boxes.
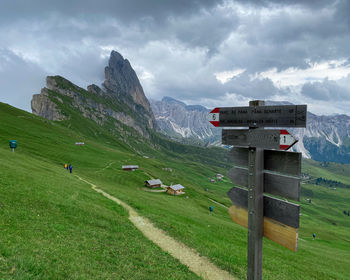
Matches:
[0,102,350,279]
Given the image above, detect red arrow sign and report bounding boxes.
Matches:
[279,130,298,150]
[207,107,220,127]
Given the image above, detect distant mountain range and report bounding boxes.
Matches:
[150,97,221,145]
[30,50,230,168]
[150,97,350,164]
[30,50,350,164]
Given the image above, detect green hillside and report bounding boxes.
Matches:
[1,102,350,279]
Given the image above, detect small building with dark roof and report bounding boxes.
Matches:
[167,184,185,195]
[145,179,162,188]
[122,165,139,171]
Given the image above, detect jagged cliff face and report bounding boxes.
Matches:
[103,51,155,129]
[150,97,220,144]
[31,87,67,121]
[291,112,350,163]
[150,97,350,163]
[31,51,156,138]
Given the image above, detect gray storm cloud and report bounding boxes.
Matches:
[0,0,350,114]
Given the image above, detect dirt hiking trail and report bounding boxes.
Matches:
[76,175,236,280]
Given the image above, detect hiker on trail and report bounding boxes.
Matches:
[69,164,73,174]
[313,233,316,240]
[209,206,214,215]
[64,163,67,169]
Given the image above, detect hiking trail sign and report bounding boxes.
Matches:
[208,100,306,280]
[222,129,298,150]
[208,104,307,128]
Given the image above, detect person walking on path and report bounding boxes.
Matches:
[209,206,214,215]
[313,233,316,240]
[69,164,73,174]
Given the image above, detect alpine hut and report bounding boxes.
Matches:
[145,179,162,188]
[122,165,139,171]
[166,184,185,195]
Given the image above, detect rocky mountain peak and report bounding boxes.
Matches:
[31,51,157,138]
[103,51,153,115]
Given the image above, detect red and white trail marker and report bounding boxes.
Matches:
[207,107,220,127]
[279,130,297,150]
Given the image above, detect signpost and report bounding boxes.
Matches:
[9,140,17,152]
[208,100,307,280]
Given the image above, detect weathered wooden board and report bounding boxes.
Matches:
[228,166,248,186]
[228,167,300,201]
[228,205,298,252]
[215,105,307,128]
[222,129,279,149]
[229,147,249,167]
[229,147,301,177]
[264,149,302,176]
[223,129,298,150]
[223,129,279,149]
[264,172,300,201]
[227,187,300,228]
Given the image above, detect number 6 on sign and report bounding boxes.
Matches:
[207,108,220,127]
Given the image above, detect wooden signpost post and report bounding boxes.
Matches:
[208,100,307,280]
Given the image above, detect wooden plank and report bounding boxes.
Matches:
[229,147,301,177]
[228,167,300,201]
[229,147,249,167]
[264,172,300,201]
[264,150,301,176]
[228,166,248,187]
[223,129,281,150]
[227,187,300,228]
[247,147,264,280]
[218,105,307,128]
[228,205,298,252]
[223,129,250,146]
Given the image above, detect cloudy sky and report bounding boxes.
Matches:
[1,0,350,115]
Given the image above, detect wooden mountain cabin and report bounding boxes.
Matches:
[167,184,185,195]
[122,165,139,171]
[145,179,162,188]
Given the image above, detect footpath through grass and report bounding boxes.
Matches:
[0,148,200,280]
